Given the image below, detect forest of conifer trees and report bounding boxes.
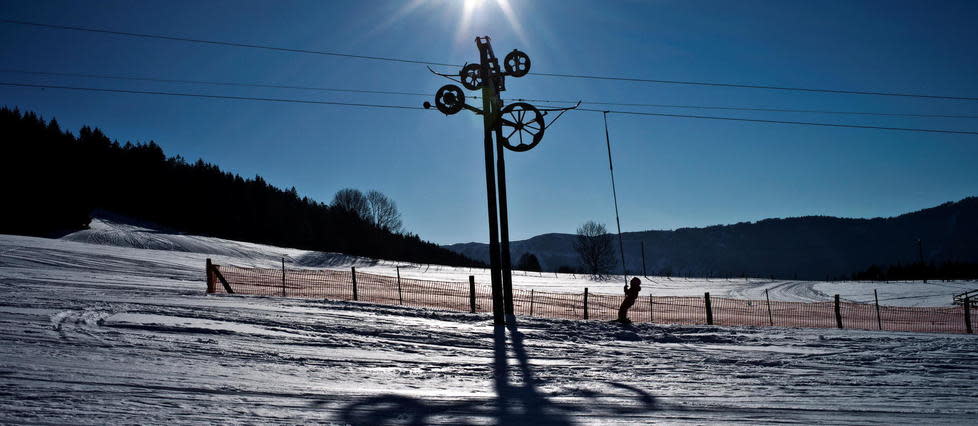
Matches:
[0,107,483,267]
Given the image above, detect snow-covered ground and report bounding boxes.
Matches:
[63,217,978,307]
[1,220,976,423]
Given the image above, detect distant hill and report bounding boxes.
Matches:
[0,107,482,267]
[445,197,978,279]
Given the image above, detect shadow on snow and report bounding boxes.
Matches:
[337,319,657,425]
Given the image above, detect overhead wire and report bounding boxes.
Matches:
[3,81,978,135]
[510,97,978,120]
[0,82,428,111]
[578,107,978,136]
[0,19,459,67]
[4,18,978,102]
[5,69,977,120]
[0,69,434,97]
[528,71,978,102]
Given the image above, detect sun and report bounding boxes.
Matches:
[457,0,483,43]
[456,0,527,47]
[370,0,529,52]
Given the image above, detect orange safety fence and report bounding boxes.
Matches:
[206,262,977,335]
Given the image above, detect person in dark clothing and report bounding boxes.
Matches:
[618,277,642,323]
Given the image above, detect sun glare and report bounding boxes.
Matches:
[455,0,527,47]
[456,0,482,44]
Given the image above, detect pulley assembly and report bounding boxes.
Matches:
[424,37,578,152]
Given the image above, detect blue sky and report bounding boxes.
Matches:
[2,0,977,244]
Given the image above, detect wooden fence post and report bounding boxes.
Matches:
[834,294,843,329]
[583,288,589,320]
[874,289,882,330]
[210,262,234,294]
[765,288,774,326]
[530,289,535,316]
[205,258,215,294]
[396,266,403,305]
[704,292,713,325]
[469,275,476,313]
[281,258,286,297]
[965,297,973,334]
[351,267,358,301]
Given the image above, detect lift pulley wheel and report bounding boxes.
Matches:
[435,85,466,115]
[499,102,545,152]
[459,64,484,90]
[503,50,531,77]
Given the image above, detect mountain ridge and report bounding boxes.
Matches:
[444,197,978,279]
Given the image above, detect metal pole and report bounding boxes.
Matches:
[494,121,515,317]
[281,257,286,297]
[479,49,505,326]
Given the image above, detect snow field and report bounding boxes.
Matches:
[0,220,976,423]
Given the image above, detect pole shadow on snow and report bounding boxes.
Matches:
[490,320,572,425]
[337,318,657,425]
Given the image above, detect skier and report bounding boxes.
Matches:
[618,277,642,323]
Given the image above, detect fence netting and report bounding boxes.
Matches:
[208,263,976,335]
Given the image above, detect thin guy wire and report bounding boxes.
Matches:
[603,112,629,286]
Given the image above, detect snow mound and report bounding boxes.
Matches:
[294,251,378,268]
[61,215,295,262]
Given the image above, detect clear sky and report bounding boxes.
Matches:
[2,0,977,244]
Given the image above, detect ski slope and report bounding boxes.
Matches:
[1,219,976,423]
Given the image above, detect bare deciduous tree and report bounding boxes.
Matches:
[366,190,403,233]
[332,188,404,234]
[332,188,370,219]
[574,220,616,279]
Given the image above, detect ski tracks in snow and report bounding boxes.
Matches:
[1,232,977,424]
